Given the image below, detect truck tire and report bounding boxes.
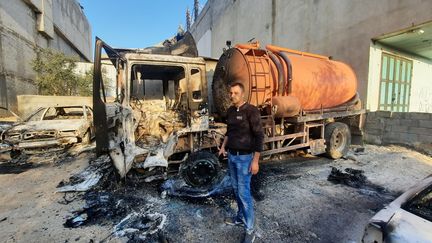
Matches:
[180,151,221,189]
[324,122,351,159]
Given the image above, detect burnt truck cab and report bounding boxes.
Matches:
[93,36,224,186]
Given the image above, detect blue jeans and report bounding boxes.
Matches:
[228,152,254,232]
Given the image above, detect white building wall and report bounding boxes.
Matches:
[367,44,432,113]
[196,29,212,57]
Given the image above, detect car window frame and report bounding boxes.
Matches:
[401,184,432,222]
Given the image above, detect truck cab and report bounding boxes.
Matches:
[93,36,223,186]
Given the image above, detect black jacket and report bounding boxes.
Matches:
[226,103,264,152]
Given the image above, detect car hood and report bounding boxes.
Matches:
[7,120,87,133]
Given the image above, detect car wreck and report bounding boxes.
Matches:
[93,33,365,188]
[362,175,432,242]
[1,105,94,155]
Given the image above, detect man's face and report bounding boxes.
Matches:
[230,85,244,105]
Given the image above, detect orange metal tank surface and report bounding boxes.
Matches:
[212,42,358,117]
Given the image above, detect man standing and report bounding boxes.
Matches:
[219,82,264,243]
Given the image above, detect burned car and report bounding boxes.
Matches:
[362,175,432,243]
[2,105,94,154]
[0,107,19,133]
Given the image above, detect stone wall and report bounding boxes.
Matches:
[364,111,432,146]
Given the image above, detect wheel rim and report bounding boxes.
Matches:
[333,130,345,151]
[185,158,218,187]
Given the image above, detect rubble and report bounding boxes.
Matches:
[327,167,367,188]
[63,190,148,228]
[113,212,167,241]
[57,154,111,192]
[161,174,232,198]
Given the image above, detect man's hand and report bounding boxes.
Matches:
[249,153,260,175]
[249,160,259,175]
[218,146,227,157]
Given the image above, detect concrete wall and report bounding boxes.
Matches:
[75,61,117,98]
[52,0,92,60]
[367,43,432,112]
[191,0,432,109]
[0,0,91,114]
[17,95,92,118]
[365,111,432,146]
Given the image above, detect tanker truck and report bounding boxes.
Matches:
[92,34,365,188]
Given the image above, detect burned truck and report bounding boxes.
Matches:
[93,34,364,188]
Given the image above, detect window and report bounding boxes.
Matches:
[190,68,202,101]
[43,107,84,120]
[402,185,432,222]
[130,65,185,101]
[25,108,45,122]
[86,107,93,120]
[378,53,412,112]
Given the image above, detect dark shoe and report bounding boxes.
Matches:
[224,217,244,226]
[243,230,256,243]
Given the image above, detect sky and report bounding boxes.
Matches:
[78,0,206,49]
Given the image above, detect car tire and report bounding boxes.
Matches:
[325,122,351,159]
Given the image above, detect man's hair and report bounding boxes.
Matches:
[230,82,245,92]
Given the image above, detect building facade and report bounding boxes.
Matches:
[0,0,92,113]
[190,0,432,113]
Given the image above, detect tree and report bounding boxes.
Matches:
[31,48,92,96]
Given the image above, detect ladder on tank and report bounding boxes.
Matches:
[249,50,272,106]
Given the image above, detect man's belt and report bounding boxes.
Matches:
[228,149,253,155]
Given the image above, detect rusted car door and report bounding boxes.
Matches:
[93,38,146,177]
[93,37,124,154]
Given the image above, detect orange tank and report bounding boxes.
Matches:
[212,42,358,117]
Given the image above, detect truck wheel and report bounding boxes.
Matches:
[324,122,351,159]
[180,151,221,188]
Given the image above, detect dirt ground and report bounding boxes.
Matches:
[0,144,431,243]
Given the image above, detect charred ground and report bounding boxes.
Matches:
[0,144,431,242]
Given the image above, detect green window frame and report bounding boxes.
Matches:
[378,53,413,112]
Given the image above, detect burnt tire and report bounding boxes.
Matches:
[325,122,351,159]
[10,150,21,160]
[180,151,221,189]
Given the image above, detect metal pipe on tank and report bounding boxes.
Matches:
[278,52,293,94]
[268,51,285,96]
[266,44,329,60]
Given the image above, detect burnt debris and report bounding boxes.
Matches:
[328,167,366,188]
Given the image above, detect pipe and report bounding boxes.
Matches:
[278,52,293,94]
[268,52,285,96]
[266,44,329,60]
[235,42,260,50]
